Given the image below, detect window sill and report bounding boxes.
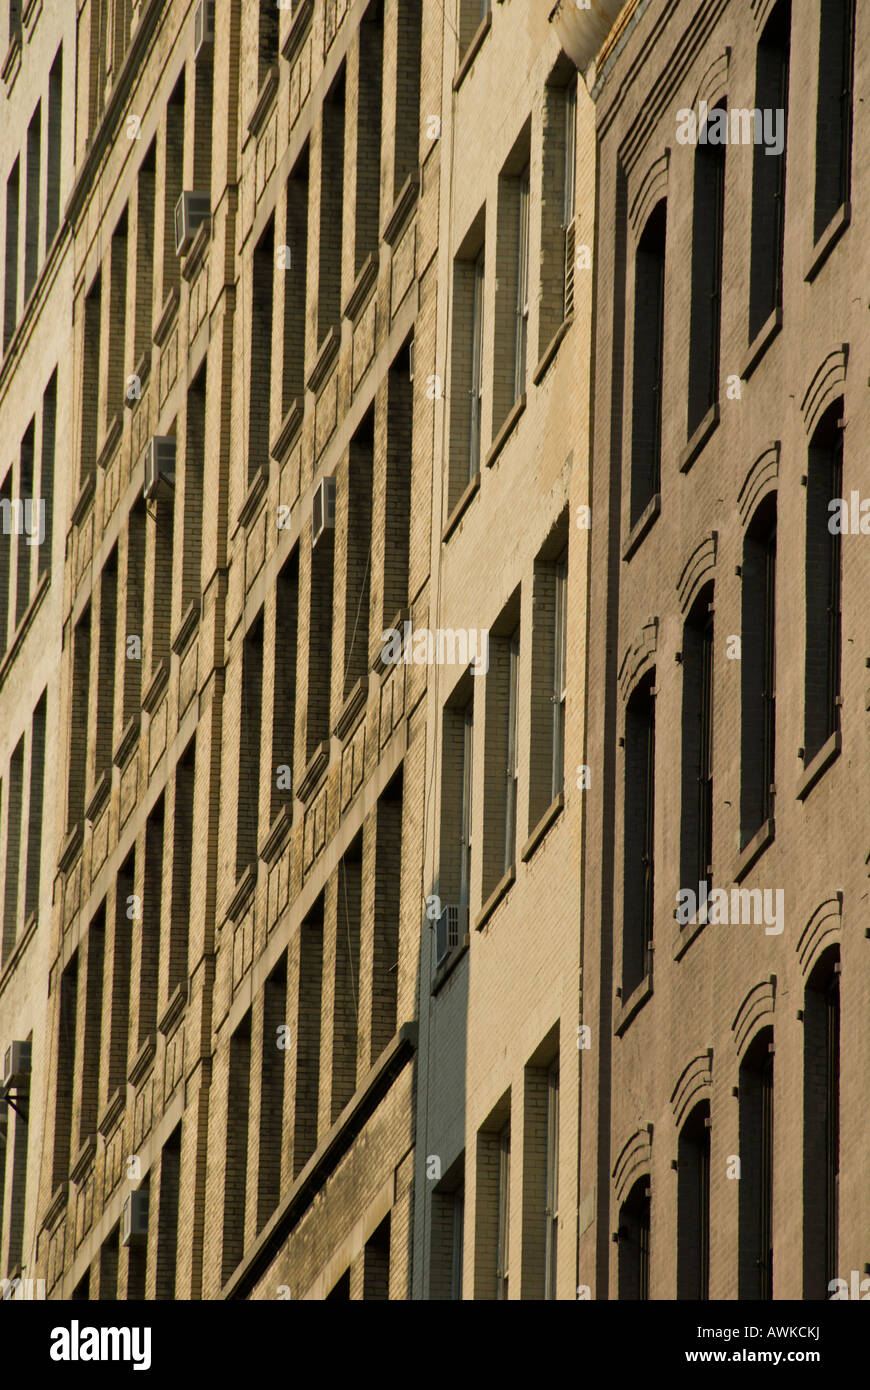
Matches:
[297,740,330,803]
[673,901,707,961]
[453,12,491,91]
[475,863,516,931]
[614,969,653,1036]
[442,470,480,543]
[679,400,719,475]
[533,315,573,385]
[742,306,782,382]
[520,791,564,862]
[734,815,775,883]
[432,934,470,995]
[622,492,660,562]
[806,202,851,283]
[282,0,313,65]
[0,568,50,695]
[485,393,525,469]
[797,729,840,802]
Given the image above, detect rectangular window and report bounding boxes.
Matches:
[393,0,421,199]
[282,148,309,410]
[271,552,298,820]
[618,1178,651,1299]
[469,249,485,478]
[68,607,92,828]
[4,158,20,352]
[0,470,11,657]
[108,854,135,1094]
[249,219,274,485]
[80,274,102,483]
[804,405,842,763]
[95,548,118,782]
[24,691,46,926]
[739,1030,774,1299]
[306,521,334,760]
[460,705,473,905]
[623,672,655,998]
[496,1123,511,1300]
[459,0,490,55]
[318,70,345,341]
[237,614,264,874]
[162,78,185,306]
[138,796,164,1046]
[107,210,128,422]
[134,143,155,371]
[331,845,360,1119]
[687,115,725,437]
[293,899,323,1176]
[740,498,776,845]
[680,587,714,898]
[677,1103,711,1299]
[16,419,34,626]
[122,505,145,725]
[514,168,530,400]
[80,906,106,1145]
[52,956,78,1191]
[748,1,790,342]
[182,369,205,611]
[24,103,41,302]
[222,1014,251,1282]
[814,0,856,239]
[169,739,195,994]
[552,554,568,802]
[545,1063,559,1299]
[344,415,373,694]
[563,80,577,318]
[451,1186,464,1299]
[257,955,288,1229]
[38,369,56,578]
[504,632,519,871]
[372,774,402,1062]
[629,201,666,526]
[802,955,839,1298]
[2,736,24,966]
[383,344,413,627]
[155,1126,181,1300]
[355,11,382,272]
[45,47,63,250]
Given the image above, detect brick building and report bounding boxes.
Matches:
[0,0,75,1298]
[579,0,869,1300]
[1,0,865,1304]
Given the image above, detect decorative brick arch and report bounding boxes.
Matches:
[691,47,730,114]
[731,975,777,1058]
[800,345,848,438]
[618,617,658,703]
[795,894,843,980]
[612,1123,654,1208]
[628,148,670,244]
[676,532,717,615]
[670,1050,713,1129]
[737,442,779,526]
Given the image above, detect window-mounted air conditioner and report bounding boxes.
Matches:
[121,1191,149,1248]
[434,904,467,967]
[312,476,336,548]
[143,436,176,501]
[174,191,211,256]
[2,1040,31,1094]
[194,0,215,59]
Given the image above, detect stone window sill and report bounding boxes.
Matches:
[475,863,516,931]
[797,729,840,802]
[521,792,564,863]
[806,202,850,283]
[679,400,719,475]
[453,13,491,91]
[614,969,653,1036]
[734,815,775,882]
[622,492,660,561]
[485,394,525,469]
[742,306,782,382]
[442,470,480,543]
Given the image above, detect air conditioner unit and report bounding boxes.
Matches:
[193,0,215,59]
[174,191,211,256]
[121,1191,149,1248]
[434,904,467,967]
[563,216,577,320]
[2,1041,31,1093]
[311,476,336,548]
[143,436,176,500]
